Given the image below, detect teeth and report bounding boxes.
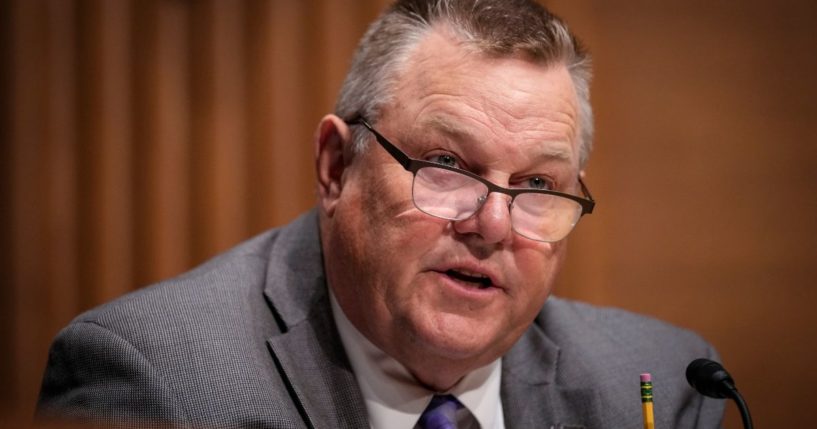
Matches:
[445,269,493,288]
[455,268,488,279]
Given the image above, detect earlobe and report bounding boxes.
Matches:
[315,114,351,217]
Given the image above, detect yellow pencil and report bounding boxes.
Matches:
[641,373,655,429]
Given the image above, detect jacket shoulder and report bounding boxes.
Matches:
[39,211,323,427]
[76,228,280,327]
[540,297,712,352]
[536,297,724,428]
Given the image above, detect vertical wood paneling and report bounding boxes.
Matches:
[133,0,191,287]
[76,0,134,304]
[189,0,248,261]
[316,0,368,113]
[257,1,314,228]
[43,0,79,334]
[0,0,12,415]
[244,0,276,231]
[151,0,192,281]
[9,0,48,416]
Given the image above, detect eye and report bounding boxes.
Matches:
[428,154,460,168]
[525,176,554,190]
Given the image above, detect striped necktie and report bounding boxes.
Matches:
[418,394,462,429]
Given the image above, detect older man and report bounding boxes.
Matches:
[38,1,725,428]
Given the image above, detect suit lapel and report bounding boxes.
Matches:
[266,297,369,428]
[262,210,369,428]
[501,320,601,429]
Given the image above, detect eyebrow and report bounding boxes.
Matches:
[532,144,573,163]
[417,115,574,163]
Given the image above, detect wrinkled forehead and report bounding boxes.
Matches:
[381,29,581,167]
[417,113,575,163]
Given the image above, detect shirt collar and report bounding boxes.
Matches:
[330,290,503,429]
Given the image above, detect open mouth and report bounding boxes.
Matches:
[444,269,494,289]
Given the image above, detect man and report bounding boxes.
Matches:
[38,0,725,428]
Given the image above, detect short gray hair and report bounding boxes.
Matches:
[335,0,594,167]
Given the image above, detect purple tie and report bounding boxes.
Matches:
[418,394,462,429]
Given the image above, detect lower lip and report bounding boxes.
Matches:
[431,271,502,300]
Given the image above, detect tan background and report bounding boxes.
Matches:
[2,1,815,428]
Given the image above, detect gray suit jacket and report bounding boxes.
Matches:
[37,210,724,428]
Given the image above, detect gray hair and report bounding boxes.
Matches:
[335,0,594,167]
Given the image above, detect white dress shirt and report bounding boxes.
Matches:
[330,291,505,429]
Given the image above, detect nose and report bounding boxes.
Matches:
[452,192,513,244]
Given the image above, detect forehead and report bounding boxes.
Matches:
[383,27,581,167]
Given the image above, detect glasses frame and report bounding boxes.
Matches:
[345,115,596,238]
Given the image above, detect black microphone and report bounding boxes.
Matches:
[685,358,736,398]
[685,358,753,429]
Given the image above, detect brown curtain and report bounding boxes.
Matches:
[2,1,816,427]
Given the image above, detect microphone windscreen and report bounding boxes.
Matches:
[685,358,735,399]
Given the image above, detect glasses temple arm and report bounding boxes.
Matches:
[346,115,413,170]
[578,176,595,214]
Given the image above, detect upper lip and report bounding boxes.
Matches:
[430,261,504,289]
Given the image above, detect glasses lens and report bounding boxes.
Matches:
[511,192,583,242]
[412,166,488,220]
[412,165,583,242]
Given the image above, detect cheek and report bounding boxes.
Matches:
[512,241,566,308]
[355,167,448,249]
[339,166,407,239]
[339,167,446,283]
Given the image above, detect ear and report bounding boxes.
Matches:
[315,114,353,217]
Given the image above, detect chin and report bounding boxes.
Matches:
[407,311,508,363]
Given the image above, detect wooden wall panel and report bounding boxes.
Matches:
[9,0,48,415]
[189,0,249,261]
[42,0,80,338]
[132,0,192,287]
[83,0,134,304]
[0,0,15,415]
[2,1,815,427]
[248,0,313,230]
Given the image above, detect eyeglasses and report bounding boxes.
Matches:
[346,115,595,242]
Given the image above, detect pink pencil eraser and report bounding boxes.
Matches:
[640,373,652,382]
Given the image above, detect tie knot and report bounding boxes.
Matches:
[418,394,462,429]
